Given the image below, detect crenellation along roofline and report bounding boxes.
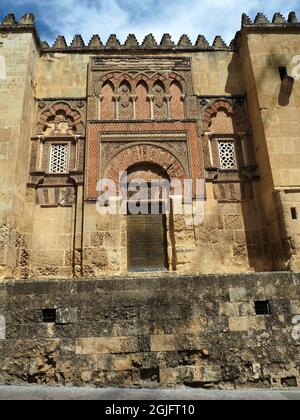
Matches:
[1,11,300,54]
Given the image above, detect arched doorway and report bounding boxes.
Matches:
[125,163,169,272]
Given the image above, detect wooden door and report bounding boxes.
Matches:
[127,214,168,272]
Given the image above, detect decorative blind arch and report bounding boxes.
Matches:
[103,144,186,185]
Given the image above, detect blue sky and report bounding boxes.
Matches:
[1,0,300,45]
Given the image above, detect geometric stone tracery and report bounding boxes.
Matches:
[49,144,68,173]
[153,81,168,120]
[119,81,133,120]
[218,141,237,169]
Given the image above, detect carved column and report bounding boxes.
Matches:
[74,184,84,277]
[113,95,120,120]
[97,95,103,120]
[181,94,187,119]
[240,133,248,166]
[131,95,138,119]
[73,135,80,171]
[165,94,172,119]
[148,94,155,120]
[37,136,45,171]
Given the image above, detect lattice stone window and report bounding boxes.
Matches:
[49,144,68,173]
[218,140,237,169]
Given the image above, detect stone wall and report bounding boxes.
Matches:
[36,52,242,99]
[238,25,300,272]
[22,194,77,279]
[82,204,123,277]
[1,12,300,279]
[36,53,90,98]
[189,190,272,274]
[82,196,271,277]
[0,31,39,278]
[0,273,299,388]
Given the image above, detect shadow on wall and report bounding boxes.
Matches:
[225,52,244,96]
[278,70,294,106]
[224,52,280,272]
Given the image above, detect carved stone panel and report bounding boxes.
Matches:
[29,99,86,197]
[86,121,202,200]
[89,56,195,121]
[36,186,76,207]
[119,82,133,120]
[101,141,190,180]
[153,82,168,120]
[35,100,86,136]
[199,97,258,185]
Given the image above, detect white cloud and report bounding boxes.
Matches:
[5,0,300,45]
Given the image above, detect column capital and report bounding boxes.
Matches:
[73,135,81,143]
[37,135,46,144]
[130,95,138,101]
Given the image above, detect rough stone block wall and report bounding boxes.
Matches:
[0,273,299,388]
[82,205,123,277]
[0,32,39,278]
[82,197,269,277]
[189,193,272,274]
[239,30,300,271]
[276,191,300,271]
[22,197,76,279]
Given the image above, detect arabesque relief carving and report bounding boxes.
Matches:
[35,100,86,136]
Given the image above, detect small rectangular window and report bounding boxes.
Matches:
[291,207,297,220]
[218,140,237,170]
[42,309,56,323]
[49,144,68,173]
[255,301,271,316]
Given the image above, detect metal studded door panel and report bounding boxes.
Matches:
[127,215,147,271]
[146,215,167,270]
[127,214,167,272]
